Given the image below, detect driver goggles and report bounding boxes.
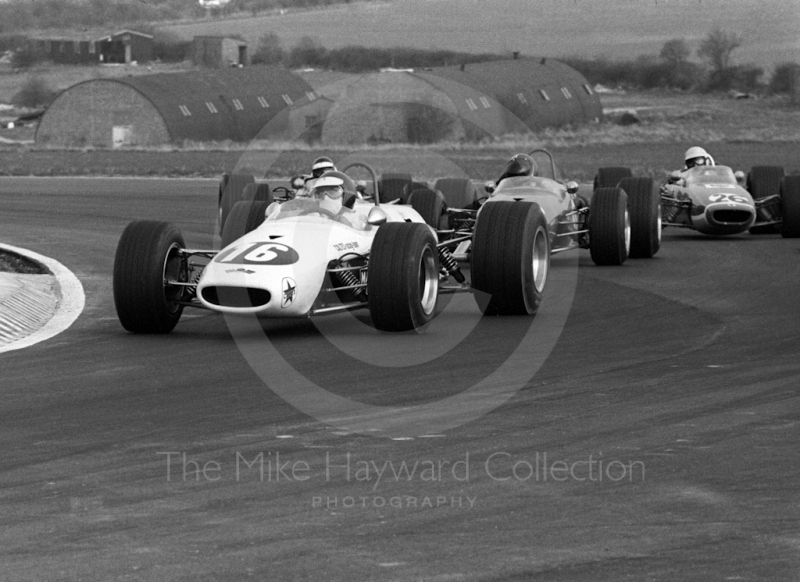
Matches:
[315,185,344,199]
[687,157,707,167]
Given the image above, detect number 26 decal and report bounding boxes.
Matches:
[709,193,749,204]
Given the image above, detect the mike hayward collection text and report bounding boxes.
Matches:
[157,451,645,488]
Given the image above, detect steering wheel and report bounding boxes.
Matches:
[297,206,340,219]
[272,186,295,201]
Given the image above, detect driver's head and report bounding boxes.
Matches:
[684,146,711,169]
[311,171,356,206]
[505,154,536,178]
[311,157,336,179]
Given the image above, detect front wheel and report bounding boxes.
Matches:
[618,177,661,258]
[471,201,550,316]
[368,223,439,332]
[781,175,800,238]
[589,187,629,266]
[113,220,186,333]
[748,166,784,234]
[594,167,632,190]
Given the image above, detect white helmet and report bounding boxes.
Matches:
[311,157,336,178]
[684,146,713,169]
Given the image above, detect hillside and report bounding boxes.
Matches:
[162,0,798,72]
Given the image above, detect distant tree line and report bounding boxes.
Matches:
[563,28,798,95]
[5,24,798,108]
[251,34,506,71]
[252,29,796,95]
[0,0,355,34]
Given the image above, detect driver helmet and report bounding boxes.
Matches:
[311,157,336,179]
[504,154,536,178]
[311,171,356,205]
[684,146,712,169]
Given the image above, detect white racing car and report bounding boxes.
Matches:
[113,162,553,334]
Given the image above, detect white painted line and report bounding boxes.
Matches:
[0,243,85,354]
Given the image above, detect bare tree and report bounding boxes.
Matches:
[253,33,285,65]
[698,27,743,73]
[660,39,690,65]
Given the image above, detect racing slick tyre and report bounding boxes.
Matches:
[408,188,447,229]
[434,178,478,210]
[471,201,550,316]
[242,182,274,204]
[219,173,256,232]
[618,177,661,258]
[780,175,800,238]
[748,166,784,234]
[221,200,270,248]
[219,173,230,198]
[594,167,632,190]
[589,187,630,266]
[113,221,187,334]
[368,222,439,332]
[378,173,412,203]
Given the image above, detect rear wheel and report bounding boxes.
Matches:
[594,167,632,190]
[378,173,412,203]
[589,187,629,266]
[408,188,446,229]
[780,175,800,238]
[368,223,439,332]
[748,166,784,234]
[471,201,550,316]
[221,201,270,248]
[219,173,256,232]
[434,177,478,209]
[242,182,273,204]
[618,177,661,258]
[113,220,186,334]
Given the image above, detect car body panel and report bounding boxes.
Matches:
[663,165,756,235]
[486,175,576,251]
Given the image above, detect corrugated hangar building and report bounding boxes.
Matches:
[35,66,329,148]
[35,57,600,148]
[317,57,601,144]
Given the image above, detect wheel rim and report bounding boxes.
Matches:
[532,227,548,293]
[418,245,438,316]
[624,209,631,253]
[657,204,662,243]
[163,243,184,314]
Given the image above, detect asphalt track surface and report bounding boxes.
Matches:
[1,176,799,581]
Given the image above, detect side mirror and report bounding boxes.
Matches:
[367,207,388,226]
[566,181,579,195]
[734,170,745,183]
[484,180,496,194]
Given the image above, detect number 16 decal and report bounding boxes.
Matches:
[215,242,299,265]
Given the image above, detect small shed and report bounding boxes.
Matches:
[97,30,153,64]
[193,36,249,68]
[28,29,153,64]
[29,35,98,65]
